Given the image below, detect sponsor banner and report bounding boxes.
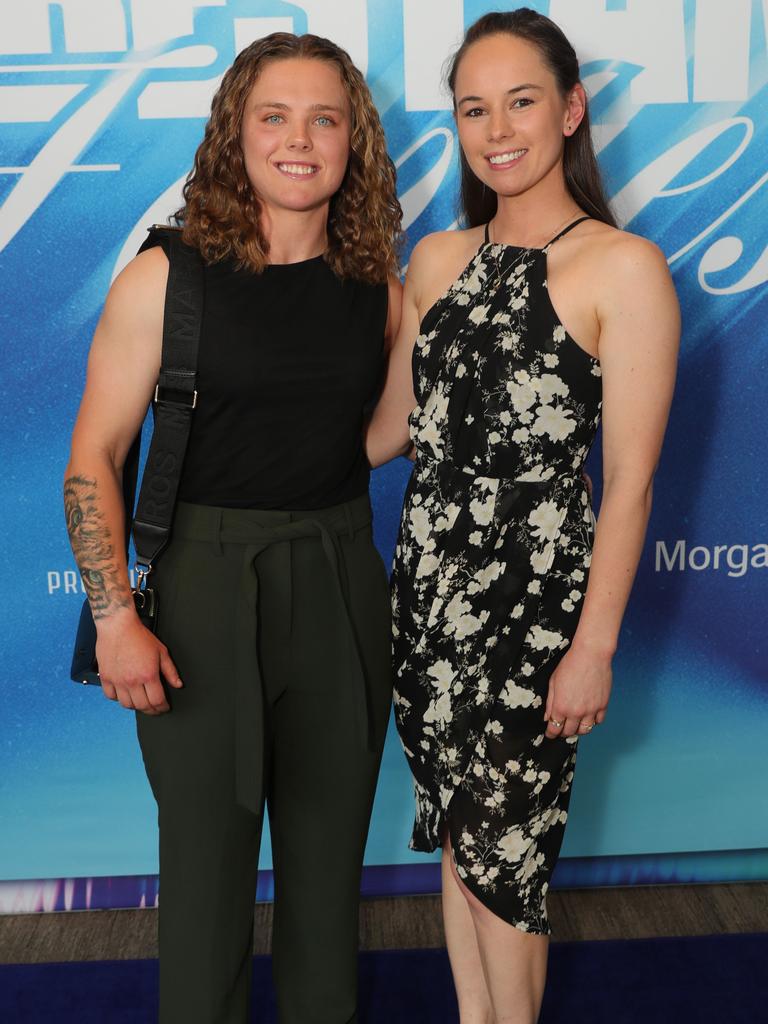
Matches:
[1,0,766,897]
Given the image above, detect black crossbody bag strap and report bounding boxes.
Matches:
[70,227,203,685]
[132,229,204,574]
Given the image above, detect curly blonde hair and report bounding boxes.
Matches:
[176,33,402,283]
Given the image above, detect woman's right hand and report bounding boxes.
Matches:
[95,609,183,715]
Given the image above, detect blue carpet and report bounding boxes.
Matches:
[1,934,765,1023]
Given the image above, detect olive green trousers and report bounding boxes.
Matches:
[136,494,392,1024]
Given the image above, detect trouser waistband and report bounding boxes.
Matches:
[169,492,374,815]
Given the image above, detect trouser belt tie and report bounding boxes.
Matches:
[173,496,374,816]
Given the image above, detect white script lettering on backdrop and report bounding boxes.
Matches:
[1,1,765,910]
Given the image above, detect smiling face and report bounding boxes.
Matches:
[240,57,352,216]
[453,33,582,200]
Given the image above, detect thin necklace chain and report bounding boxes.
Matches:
[486,210,584,291]
[488,210,583,250]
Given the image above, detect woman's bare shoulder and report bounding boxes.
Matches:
[406,227,485,308]
[569,221,673,305]
[581,226,679,343]
[409,226,483,270]
[93,244,171,355]
[102,244,169,324]
[582,222,668,273]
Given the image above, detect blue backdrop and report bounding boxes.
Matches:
[1,0,766,913]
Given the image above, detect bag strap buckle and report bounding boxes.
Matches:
[134,562,152,592]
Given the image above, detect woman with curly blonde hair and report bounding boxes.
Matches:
[64,32,402,1024]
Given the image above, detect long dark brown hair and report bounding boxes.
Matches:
[176,33,402,282]
[446,9,616,228]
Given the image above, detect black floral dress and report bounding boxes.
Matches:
[392,217,602,934]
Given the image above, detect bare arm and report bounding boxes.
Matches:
[65,246,182,713]
[364,246,429,468]
[545,234,680,737]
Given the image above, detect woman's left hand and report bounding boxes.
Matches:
[543,643,612,739]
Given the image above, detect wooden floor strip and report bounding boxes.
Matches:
[0,883,766,965]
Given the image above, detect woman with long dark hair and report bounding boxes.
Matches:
[65,33,401,1024]
[367,9,679,1022]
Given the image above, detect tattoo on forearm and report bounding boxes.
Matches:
[64,475,131,620]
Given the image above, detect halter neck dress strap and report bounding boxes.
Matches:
[543,215,592,248]
[483,215,591,249]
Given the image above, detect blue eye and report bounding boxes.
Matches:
[315,115,334,127]
[266,113,283,125]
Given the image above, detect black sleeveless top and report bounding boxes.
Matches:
[141,232,388,509]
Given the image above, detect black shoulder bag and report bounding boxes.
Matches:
[70,227,204,685]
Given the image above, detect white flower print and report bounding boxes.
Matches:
[535,373,570,405]
[424,692,453,726]
[464,262,488,295]
[515,463,555,483]
[497,827,530,863]
[517,850,546,884]
[528,624,565,651]
[528,500,562,542]
[500,680,540,709]
[444,593,487,640]
[470,494,495,526]
[409,505,432,547]
[507,379,537,414]
[530,548,552,575]
[468,304,491,325]
[416,553,441,578]
[531,404,577,442]
[391,236,602,934]
[426,659,455,693]
[468,561,503,594]
[416,418,443,456]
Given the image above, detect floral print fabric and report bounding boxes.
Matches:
[392,220,603,934]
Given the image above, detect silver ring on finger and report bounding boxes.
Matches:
[550,718,564,729]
